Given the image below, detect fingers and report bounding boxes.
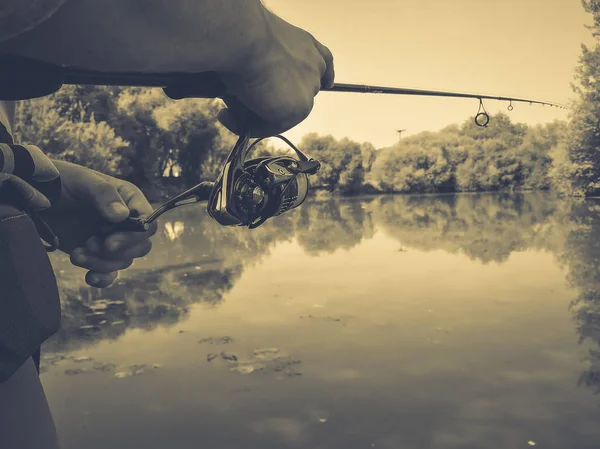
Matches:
[77,228,154,288]
[102,225,158,252]
[77,175,158,251]
[71,238,152,273]
[219,93,315,138]
[85,271,118,289]
[115,182,154,218]
[71,248,134,273]
[74,171,130,223]
[56,163,158,287]
[315,40,335,89]
[0,173,52,211]
[218,105,305,138]
[85,235,153,259]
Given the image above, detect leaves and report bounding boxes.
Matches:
[367,114,565,194]
[14,93,127,175]
[13,86,230,199]
[298,133,369,194]
[555,1,600,195]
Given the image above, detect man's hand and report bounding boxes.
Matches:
[217,11,335,137]
[38,160,158,288]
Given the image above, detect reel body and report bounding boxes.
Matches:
[207,133,320,229]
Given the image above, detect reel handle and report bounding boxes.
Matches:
[97,213,151,238]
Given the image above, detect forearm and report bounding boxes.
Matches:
[0,0,270,73]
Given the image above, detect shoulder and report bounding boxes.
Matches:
[0,0,70,43]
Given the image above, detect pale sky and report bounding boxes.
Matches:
[264,0,595,149]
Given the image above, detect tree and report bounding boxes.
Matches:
[114,88,173,193]
[152,98,222,186]
[554,0,600,195]
[14,90,127,175]
[299,133,368,194]
[519,121,568,190]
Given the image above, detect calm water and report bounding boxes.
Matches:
[42,192,600,449]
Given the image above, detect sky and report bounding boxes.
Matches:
[264,0,596,149]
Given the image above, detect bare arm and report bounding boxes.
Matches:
[0,0,270,73]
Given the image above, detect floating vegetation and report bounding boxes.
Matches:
[198,336,234,345]
[40,353,160,378]
[113,364,162,379]
[206,347,302,377]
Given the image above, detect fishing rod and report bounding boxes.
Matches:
[327,83,567,127]
[0,53,569,246]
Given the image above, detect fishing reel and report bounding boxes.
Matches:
[207,131,320,228]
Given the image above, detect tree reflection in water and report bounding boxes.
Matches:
[373,192,565,264]
[294,197,376,255]
[557,200,600,394]
[44,192,600,394]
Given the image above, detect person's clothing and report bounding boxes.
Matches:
[0,102,62,379]
[0,100,63,447]
[0,357,61,448]
[0,0,70,43]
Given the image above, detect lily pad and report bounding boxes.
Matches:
[113,363,161,379]
[92,362,117,372]
[220,352,238,362]
[65,368,88,375]
[253,348,280,359]
[198,336,233,345]
[231,364,263,374]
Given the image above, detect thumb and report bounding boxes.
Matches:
[78,173,130,223]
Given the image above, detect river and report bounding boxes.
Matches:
[42,192,600,449]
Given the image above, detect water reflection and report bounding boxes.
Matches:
[46,206,296,353]
[163,220,185,241]
[44,263,241,354]
[373,192,562,264]
[559,200,600,394]
[295,198,376,255]
[44,192,600,396]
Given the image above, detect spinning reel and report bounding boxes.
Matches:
[111,127,321,235]
[207,132,320,229]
